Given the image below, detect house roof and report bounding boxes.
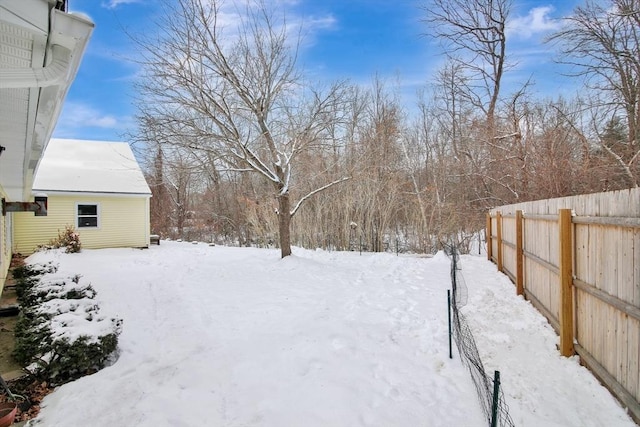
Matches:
[33,138,151,195]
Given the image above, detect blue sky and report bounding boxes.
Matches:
[54,0,583,142]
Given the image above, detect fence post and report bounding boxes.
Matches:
[486,212,493,262]
[559,209,574,357]
[490,370,501,427]
[516,210,524,296]
[448,289,453,359]
[496,211,503,272]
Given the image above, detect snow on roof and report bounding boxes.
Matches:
[33,138,151,195]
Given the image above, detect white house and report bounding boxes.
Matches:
[13,139,152,254]
[0,0,94,292]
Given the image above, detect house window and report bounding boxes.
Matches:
[77,204,98,228]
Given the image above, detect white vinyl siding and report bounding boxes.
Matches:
[13,194,150,255]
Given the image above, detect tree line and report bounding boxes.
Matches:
[132,0,639,256]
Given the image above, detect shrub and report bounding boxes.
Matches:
[13,263,122,385]
[37,225,81,253]
[12,262,57,302]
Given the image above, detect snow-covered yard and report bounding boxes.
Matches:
[25,242,633,426]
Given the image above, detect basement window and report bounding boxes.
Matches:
[77,204,99,228]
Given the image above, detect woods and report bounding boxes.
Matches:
[134,0,640,255]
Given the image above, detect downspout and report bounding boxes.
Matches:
[0,44,70,89]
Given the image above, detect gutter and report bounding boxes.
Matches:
[0,9,94,89]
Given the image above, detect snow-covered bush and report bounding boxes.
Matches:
[13,262,122,384]
[12,262,58,302]
[37,225,82,253]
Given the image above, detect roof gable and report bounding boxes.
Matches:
[33,138,151,195]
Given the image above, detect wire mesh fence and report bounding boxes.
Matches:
[445,244,516,427]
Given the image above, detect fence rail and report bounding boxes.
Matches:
[487,188,640,423]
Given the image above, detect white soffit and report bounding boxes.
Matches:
[0,0,94,201]
[0,0,49,36]
[0,13,47,201]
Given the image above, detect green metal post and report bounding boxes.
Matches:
[448,289,452,359]
[491,370,501,427]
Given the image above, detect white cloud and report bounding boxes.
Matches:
[66,103,120,128]
[306,14,337,32]
[292,13,337,50]
[53,102,134,139]
[507,6,563,39]
[192,1,337,52]
[101,0,142,9]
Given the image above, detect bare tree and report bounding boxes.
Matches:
[421,0,537,223]
[423,0,512,132]
[549,0,640,187]
[145,143,171,238]
[134,0,349,257]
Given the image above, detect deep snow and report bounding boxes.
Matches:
[23,242,634,427]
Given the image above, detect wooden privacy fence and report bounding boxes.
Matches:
[487,188,640,422]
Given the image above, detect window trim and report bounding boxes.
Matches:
[76,202,100,229]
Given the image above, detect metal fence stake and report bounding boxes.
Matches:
[448,289,452,359]
[491,370,501,427]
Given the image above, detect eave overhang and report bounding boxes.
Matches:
[0,0,94,201]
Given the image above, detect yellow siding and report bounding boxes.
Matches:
[0,185,12,294]
[13,194,150,255]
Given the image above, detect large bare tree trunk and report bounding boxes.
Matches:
[277,192,292,257]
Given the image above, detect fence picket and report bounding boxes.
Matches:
[489,188,640,423]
